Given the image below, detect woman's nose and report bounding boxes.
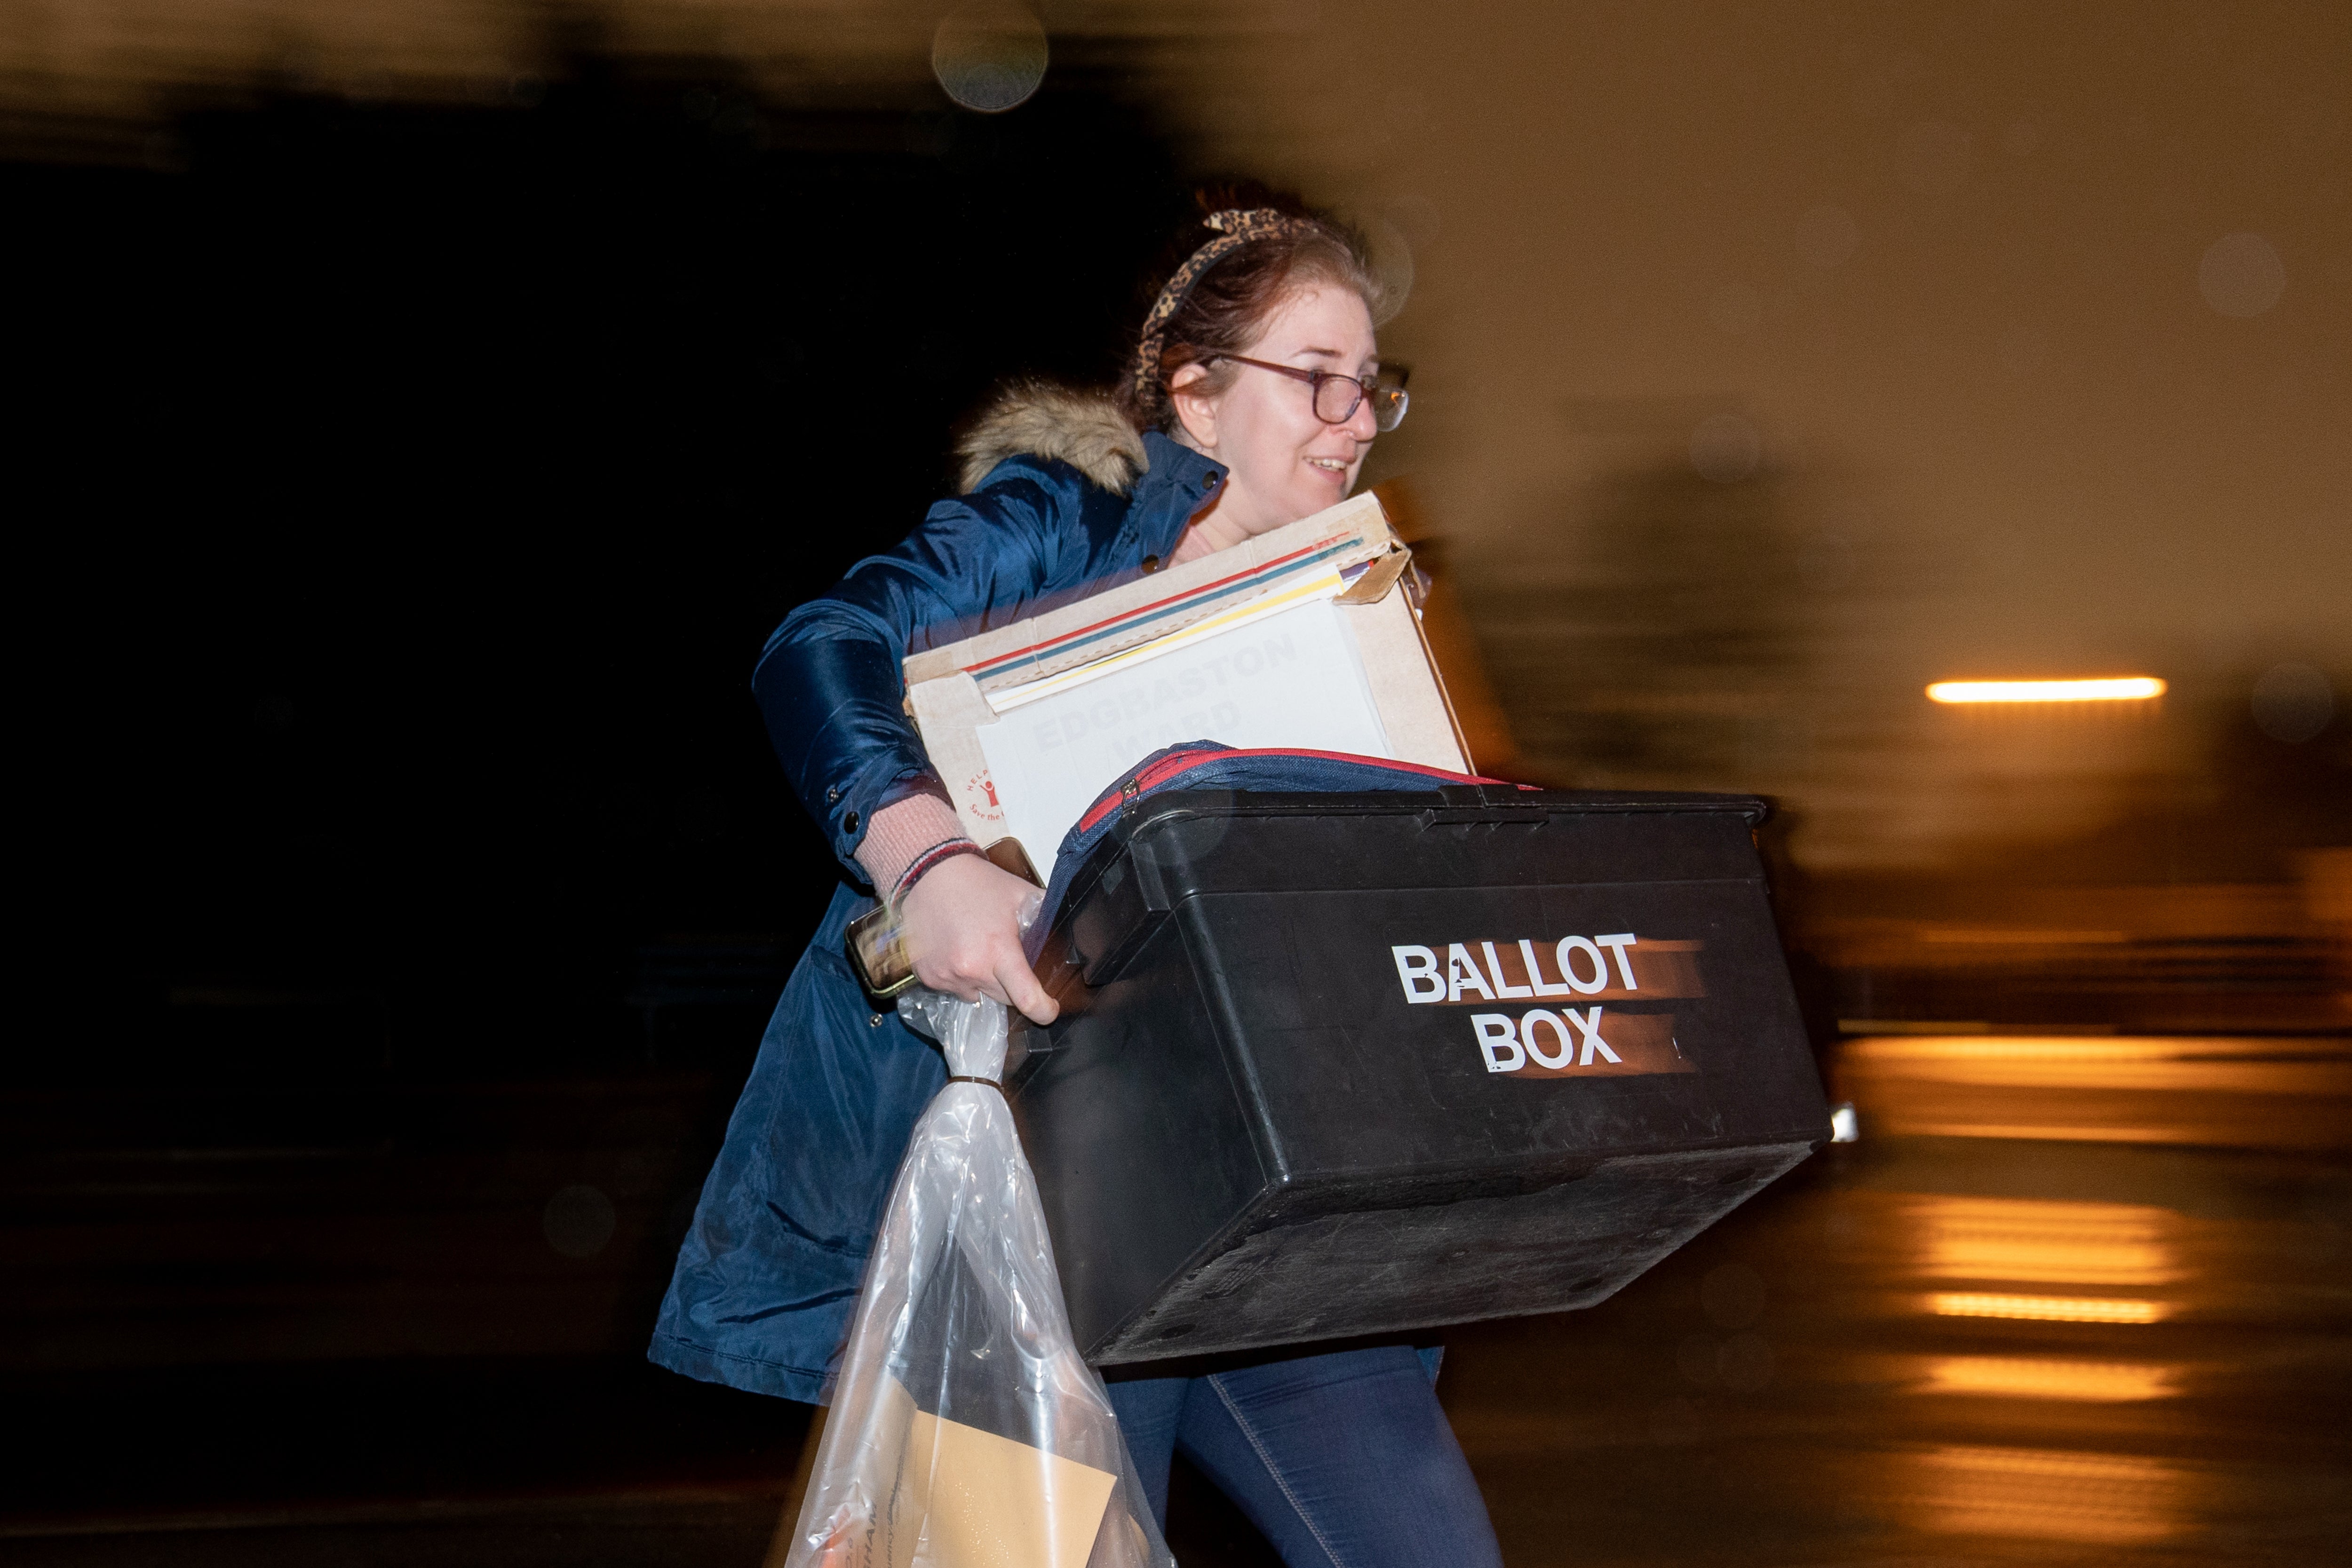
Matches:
[1342,391,1379,440]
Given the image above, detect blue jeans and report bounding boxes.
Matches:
[1105,1345,1503,1568]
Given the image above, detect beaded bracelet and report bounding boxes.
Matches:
[889,836,985,910]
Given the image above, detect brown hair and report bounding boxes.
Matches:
[1118,185,1382,435]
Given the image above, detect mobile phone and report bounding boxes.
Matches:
[845,837,1041,1002]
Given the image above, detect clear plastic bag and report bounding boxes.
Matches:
[782,950,1175,1568]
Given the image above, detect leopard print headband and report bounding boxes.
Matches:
[1130,208,1315,407]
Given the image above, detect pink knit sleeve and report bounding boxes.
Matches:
[853,793,973,899]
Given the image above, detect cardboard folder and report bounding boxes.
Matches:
[852,1374,1122,1568]
[901,491,1469,883]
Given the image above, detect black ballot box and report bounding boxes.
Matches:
[1003,784,1831,1365]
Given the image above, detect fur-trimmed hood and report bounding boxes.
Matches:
[955,382,1148,496]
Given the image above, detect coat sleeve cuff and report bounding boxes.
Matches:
[853,791,971,897]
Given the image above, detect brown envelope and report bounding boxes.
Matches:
[860,1375,1121,1568]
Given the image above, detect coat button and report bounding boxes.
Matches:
[842,810,860,834]
[869,1013,884,1028]
[1141,555,1160,573]
[1202,473,1219,491]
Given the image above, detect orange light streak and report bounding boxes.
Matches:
[1926,678,2164,703]
[1909,1445,2187,1543]
[1930,1292,2169,1324]
[1921,1356,2176,1401]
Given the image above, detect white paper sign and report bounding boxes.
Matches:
[975,595,1391,883]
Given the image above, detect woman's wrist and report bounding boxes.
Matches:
[853,792,974,899]
[890,837,984,909]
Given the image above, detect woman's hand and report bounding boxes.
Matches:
[896,854,1059,1025]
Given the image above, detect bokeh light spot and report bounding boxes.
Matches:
[1708,282,1763,334]
[1997,324,2046,376]
[2198,232,2286,317]
[1701,1261,1767,1328]
[1362,216,1415,323]
[1384,193,1441,250]
[1849,48,1923,119]
[1798,532,1858,592]
[931,4,1049,115]
[2250,661,2333,742]
[1647,1394,1703,1446]
[543,1184,616,1258]
[1897,119,1974,195]
[1690,412,1762,483]
[1717,1330,1775,1390]
[1795,203,1860,269]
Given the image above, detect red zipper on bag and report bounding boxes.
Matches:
[1073,748,1528,836]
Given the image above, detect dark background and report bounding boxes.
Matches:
[24,56,1187,1083]
[8,55,1259,1551]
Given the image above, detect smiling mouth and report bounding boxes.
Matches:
[1307,457,1349,473]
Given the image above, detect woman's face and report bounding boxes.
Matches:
[1169,283,1381,539]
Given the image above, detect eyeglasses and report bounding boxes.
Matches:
[1205,354,1411,432]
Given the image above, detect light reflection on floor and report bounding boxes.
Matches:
[1428,1030,2352,1567]
[1834,1032,2352,1150]
[3,1036,2341,1567]
[1908,1194,2183,1286]
[1902,1445,2191,1546]
[1910,1355,2179,1401]
[1928,1292,2171,1323]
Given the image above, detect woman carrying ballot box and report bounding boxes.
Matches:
[652,190,1504,1567]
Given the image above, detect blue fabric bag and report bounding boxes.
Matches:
[1027,740,1526,959]
[651,740,1518,1402]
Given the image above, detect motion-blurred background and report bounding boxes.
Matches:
[8,3,2346,1564]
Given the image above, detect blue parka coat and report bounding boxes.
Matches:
[649,392,1229,1401]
